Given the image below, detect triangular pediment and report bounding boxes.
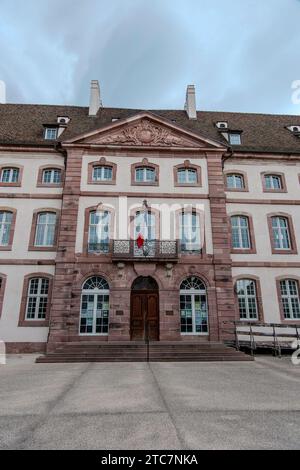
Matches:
[64,112,225,149]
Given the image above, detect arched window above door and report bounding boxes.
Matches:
[80,276,110,335]
[180,276,208,335]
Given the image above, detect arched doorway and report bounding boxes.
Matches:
[130,276,159,341]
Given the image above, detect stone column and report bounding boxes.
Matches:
[207,152,237,341]
[47,148,82,351]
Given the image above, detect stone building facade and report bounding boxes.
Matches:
[0,83,299,353]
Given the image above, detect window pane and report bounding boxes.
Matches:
[26,278,49,320]
[236,279,258,320]
[35,213,56,246]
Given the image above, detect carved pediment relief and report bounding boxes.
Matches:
[89,118,201,147]
[66,112,225,149]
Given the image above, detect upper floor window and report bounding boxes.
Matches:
[25,277,50,320]
[88,210,110,253]
[226,173,245,190]
[1,167,19,184]
[231,215,250,249]
[92,166,113,182]
[236,279,258,321]
[34,212,57,247]
[135,167,155,183]
[177,168,197,184]
[44,127,58,140]
[42,168,62,184]
[271,216,291,250]
[229,133,241,145]
[264,174,283,191]
[279,279,300,320]
[180,211,201,253]
[0,211,13,246]
[134,210,156,241]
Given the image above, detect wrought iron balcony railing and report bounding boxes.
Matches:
[87,240,202,260]
[112,239,179,261]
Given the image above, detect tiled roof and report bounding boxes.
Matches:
[0,103,300,154]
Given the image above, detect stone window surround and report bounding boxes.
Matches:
[131,158,159,186]
[0,164,23,187]
[276,275,300,324]
[224,169,249,192]
[18,273,53,327]
[173,160,202,187]
[267,212,297,255]
[229,212,257,254]
[28,208,61,252]
[87,157,117,185]
[233,274,264,322]
[261,172,287,193]
[83,205,115,255]
[37,165,65,188]
[0,207,17,251]
[0,274,7,319]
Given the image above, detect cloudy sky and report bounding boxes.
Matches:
[0,0,299,114]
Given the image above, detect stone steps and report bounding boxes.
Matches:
[36,342,253,363]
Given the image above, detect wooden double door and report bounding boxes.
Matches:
[130,290,159,341]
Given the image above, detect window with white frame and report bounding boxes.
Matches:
[280,279,300,320]
[134,210,156,256]
[226,173,245,189]
[80,276,109,334]
[180,276,208,334]
[229,133,241,145]
[236,279,258,320]
[42,168,62,184]
[88,210,110,253]
[271,216,291,250]
[92,166,113,182]
[0,211,13,246]
[231,215,250,249]
[1,167,19,183]
[135,167,155,183]
[180,211,201,252]
[44,128,57,140]
[264,174,283,190]
[177,168,197,184]
[34,212,57,247]
[25,277,50,320]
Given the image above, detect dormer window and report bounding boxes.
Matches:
[44,127,58,140]
[228,133,241,145]
[216,121,228,129]
[287,125,300,134]
[57,116,70,124]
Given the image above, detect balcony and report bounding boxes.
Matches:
[111,239,179,262]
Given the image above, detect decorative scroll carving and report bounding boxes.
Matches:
[94,119,200,147]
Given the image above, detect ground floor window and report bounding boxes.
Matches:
[26,277,50,320]
[80,276,110,335]
[235,279,258,320]
[180,276,208,334]
[280,279,300,320]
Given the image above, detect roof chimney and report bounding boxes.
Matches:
[184,84,197,120]
[89,80,102,116]
[0,81,6,104]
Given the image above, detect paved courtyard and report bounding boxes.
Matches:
[0,354,299,450]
